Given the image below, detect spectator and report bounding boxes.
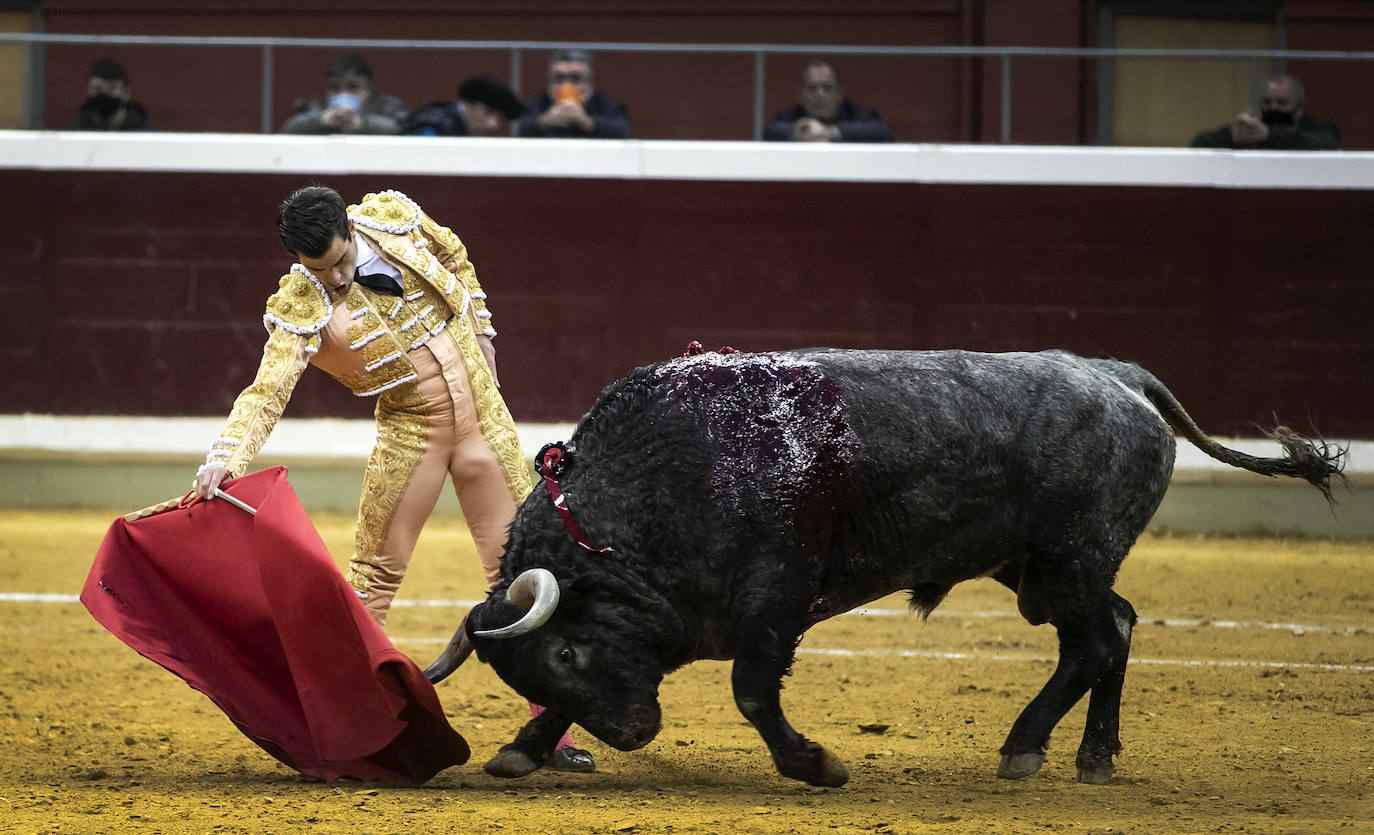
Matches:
[401,75,526,137]
[764,61,893,143]
[515,49,631,138]
[74,58,150,131]
[1190,73,1339,150]
[281,54,408,135]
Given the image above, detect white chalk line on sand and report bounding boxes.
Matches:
[382,636,1374,673]
[4,593,1369,638]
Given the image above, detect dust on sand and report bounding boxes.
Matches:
[1,510,1370,833]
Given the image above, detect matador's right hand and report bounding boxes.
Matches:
[192,464,230,499]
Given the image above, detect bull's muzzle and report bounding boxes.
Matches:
[596,703,662,751]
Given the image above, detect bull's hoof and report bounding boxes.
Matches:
[1074,752,1116,785]
[811,748,849,787]
[551,746,596,773]
[997,752,1046,780]
[775,745,849,787]
[1075,748,1117,785]
[483,747,542,778]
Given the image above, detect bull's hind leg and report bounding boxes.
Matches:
[1074,592,1136,784]
[998,585,1135,784]
[731,618,849,787]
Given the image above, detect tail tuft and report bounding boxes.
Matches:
[1266,426,1347,506]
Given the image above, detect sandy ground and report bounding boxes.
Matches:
[1,509,1371,834]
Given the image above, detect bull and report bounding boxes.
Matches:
[426,348,1342,787]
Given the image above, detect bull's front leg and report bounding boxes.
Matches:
[731,631,849,787]
[483,706,574,779]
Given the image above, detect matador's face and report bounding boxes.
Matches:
[297,227,359,296]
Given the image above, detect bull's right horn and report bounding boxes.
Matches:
[473,568,560,639]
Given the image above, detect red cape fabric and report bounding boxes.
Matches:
[80,466,469,783]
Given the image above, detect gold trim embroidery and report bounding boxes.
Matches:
[360,338,404,371]
[345,381,427,596]
[217,327,311,476]
[264,271,332,335]
[348,190,421,235]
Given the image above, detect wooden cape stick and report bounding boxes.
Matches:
[123,488,259,522]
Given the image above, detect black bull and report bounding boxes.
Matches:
[426,348,1342,787]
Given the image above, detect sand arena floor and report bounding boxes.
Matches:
[0,509,1371,834]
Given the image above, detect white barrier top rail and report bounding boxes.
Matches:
[3,132,1372,190]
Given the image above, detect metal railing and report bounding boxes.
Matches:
[4,33,1374,141]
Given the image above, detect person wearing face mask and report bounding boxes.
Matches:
[74,58,150,131]
[281,53,408,135]
[763,61,893,143]
[1190,73,1339,150]
[515,49,631,138]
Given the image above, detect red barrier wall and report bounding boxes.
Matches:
[4,167,1370,438]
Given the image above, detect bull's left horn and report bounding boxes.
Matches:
[423,613,474,684]
[473,568,560,639]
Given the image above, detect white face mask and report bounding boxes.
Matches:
[328,93,363,111]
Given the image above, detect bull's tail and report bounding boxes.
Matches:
[1135,373,1347,505]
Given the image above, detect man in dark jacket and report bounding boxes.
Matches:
[1190,73,1338,150]
[402,75,527,137]
[515,49,631,139]
[75,58,150,131]
[764,61,893,143]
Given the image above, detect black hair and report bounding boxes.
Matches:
[89,58,129,83]
[327,53,374,81]
[277,186,348,257]
[458,74,526,119]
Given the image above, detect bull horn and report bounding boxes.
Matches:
[473,568,560,639]
[423,613,474,684]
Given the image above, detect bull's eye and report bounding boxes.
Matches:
[558,646,574,665]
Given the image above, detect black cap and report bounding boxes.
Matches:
[457,75,525,119]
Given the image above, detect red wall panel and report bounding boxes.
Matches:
[4,169,1370,438]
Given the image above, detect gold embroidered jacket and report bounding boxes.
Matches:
[202,190,525,492]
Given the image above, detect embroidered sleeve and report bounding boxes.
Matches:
[420,213,497,338]
[204,326,312,477]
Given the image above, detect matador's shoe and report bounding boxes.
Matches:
[551,746,596,773]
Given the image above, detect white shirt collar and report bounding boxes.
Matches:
[354,233,402,280]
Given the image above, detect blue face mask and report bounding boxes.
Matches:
[328,93,363,111]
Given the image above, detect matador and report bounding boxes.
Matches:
[192,186,593,770]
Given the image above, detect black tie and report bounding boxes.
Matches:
[354,270,403,297]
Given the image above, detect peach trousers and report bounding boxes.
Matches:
[347,330,516,625]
